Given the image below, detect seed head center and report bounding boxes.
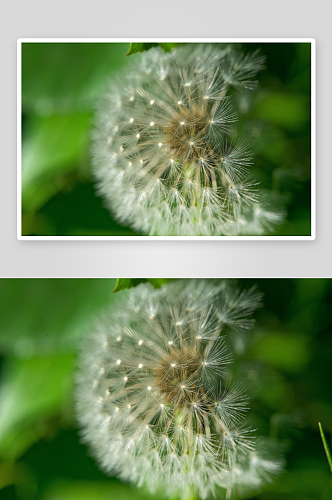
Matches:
[163,106,210,162]
[154,346,203,406]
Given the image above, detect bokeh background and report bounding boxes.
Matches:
[21,42,312,236]
[0,278,331,500]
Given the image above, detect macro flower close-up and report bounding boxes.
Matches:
[92,44,282,236]
[20,41,313,237]
[0,279,331,500]
[76,280,281,499]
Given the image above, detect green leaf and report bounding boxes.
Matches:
[126,43,159,56]
[113,278,170,293]
[22,112,92,213]
[159,43,180,52]
[126,42,179,56]
[147,278,171,288]
[113,279,148,293]
[319,422,332,473]
[0,353,75,460]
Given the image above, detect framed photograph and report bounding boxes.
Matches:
[18,39,315,240]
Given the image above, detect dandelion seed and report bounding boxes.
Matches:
[92,44,283,235]
[76,280,282,499]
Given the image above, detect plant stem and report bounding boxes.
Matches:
[318,422,332,473]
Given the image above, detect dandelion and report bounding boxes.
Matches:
[92,44,282,236]
[76,280,282,499]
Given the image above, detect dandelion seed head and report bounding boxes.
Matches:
[92,44,282,235]
[76,280,281,499]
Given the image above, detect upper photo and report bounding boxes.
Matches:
[18,39,315,239]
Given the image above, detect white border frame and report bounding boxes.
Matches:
[17,38,316,241]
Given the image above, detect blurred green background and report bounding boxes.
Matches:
[21,42,312,236]
[0,278,331,500]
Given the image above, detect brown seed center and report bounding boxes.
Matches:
[154,345,203,406]
[163,106,209,162]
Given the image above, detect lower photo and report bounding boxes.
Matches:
[0,278,331,500]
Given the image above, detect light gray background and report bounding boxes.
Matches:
[1,0,331,277]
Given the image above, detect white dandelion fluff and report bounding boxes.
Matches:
[92,44,283,236]
[76,280,282,499]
